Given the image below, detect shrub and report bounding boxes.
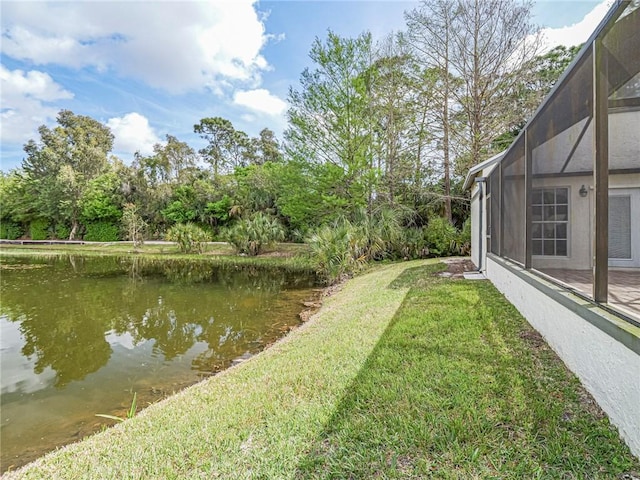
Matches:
[224,212,285,256]
[455,218,472,255]
[30,219,49,240]
[306,221,367,285]
[55,223,71,240]
[166,223,211,254]
[162,200,197,224]
[424,216,458,256]
[347,207,400,261]
[0,222,23,240]
[399,227,430,259]
[121,203,147,247]
[84,221,120,242]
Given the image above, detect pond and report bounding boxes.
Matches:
[0,255,318,472]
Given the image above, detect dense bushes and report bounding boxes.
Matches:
[29,219,50,240]
[166,223,211,253]
[424,217,459,256]
[307,212,471,284]
[399,227,430,260]
[307,222,367,284]
[224,213,285,256]
[55,224,71,240]
[84,221,120,242]
[0,222,23,240]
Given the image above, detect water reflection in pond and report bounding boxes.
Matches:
[0,255,317,472]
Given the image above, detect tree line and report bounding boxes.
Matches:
[0,0,578,278]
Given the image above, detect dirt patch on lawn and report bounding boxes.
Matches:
[438,258,477,279]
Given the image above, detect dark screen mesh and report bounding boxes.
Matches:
[489,167,500,256]
[501,135,525,265]
[478,2,639,321]
[605,4,640,319]
[529,45,594,297]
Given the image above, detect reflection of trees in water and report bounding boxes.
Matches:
[191,323,250,373]
[0,259,115,387]
[0,303,112,388]
[113,297,208,360]
[117,257,316,292]
[21,314,112,387]
[1,255,314,385]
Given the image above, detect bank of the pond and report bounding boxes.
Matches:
[4,260,418,479]
[0,242,315,274]
[5,260,639,478]
[0,253,320,472]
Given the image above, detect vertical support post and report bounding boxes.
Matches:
[593,38,609,303]
[477,178,485,270]
[525,130,533,269]
[498,162,504,258]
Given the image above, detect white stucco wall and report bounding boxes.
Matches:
[612,173,640,189]
[527,108,640,270]
[469,164,496,271]
[472,170,640,272]
[486,256,640,459]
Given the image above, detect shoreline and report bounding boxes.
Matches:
[3,261,417,478]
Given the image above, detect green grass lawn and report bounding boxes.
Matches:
[5,261,639,479]
[296,263,640,478]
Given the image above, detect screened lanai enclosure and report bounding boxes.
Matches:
[485,0,639,324]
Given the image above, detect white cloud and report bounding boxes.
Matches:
[233,89,287,115]
[0,65,73,144]
[540,1,613,50]
[107,112,161,157]
[0,1,273,93]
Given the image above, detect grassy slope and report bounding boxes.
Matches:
[6,261,639,479]
[296,264,640,479]
[5,261,418,479]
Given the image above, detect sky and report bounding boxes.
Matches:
[0,0,613,171]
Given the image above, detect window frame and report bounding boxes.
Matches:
[531,186,571,258]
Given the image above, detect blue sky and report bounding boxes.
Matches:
[0,0,609,171]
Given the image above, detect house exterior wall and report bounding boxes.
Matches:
[468,113,640,272]
[469,164,496,271]
[611,172,640,189]
[467,2,640,460]
[486,256,640,459]
[470,185,481,268]
[529,172,640,270]
[528,108,640,271]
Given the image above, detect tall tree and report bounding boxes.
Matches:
[286,31,376,215]
[228,130,254,169]
[194,117,235,176]
[369,34,433,208]
[22,110,114,238]
[519,44,582,120]
[194,117,257,174]
[405,0,461,223]
[492,44,582,151]
[136,135,197,186]
[449,0,541,173]
[256,128,282,164]
[406,0,540,220]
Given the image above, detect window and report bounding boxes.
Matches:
[532,187,569,256]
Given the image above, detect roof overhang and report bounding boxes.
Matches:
[463,151,505,191]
